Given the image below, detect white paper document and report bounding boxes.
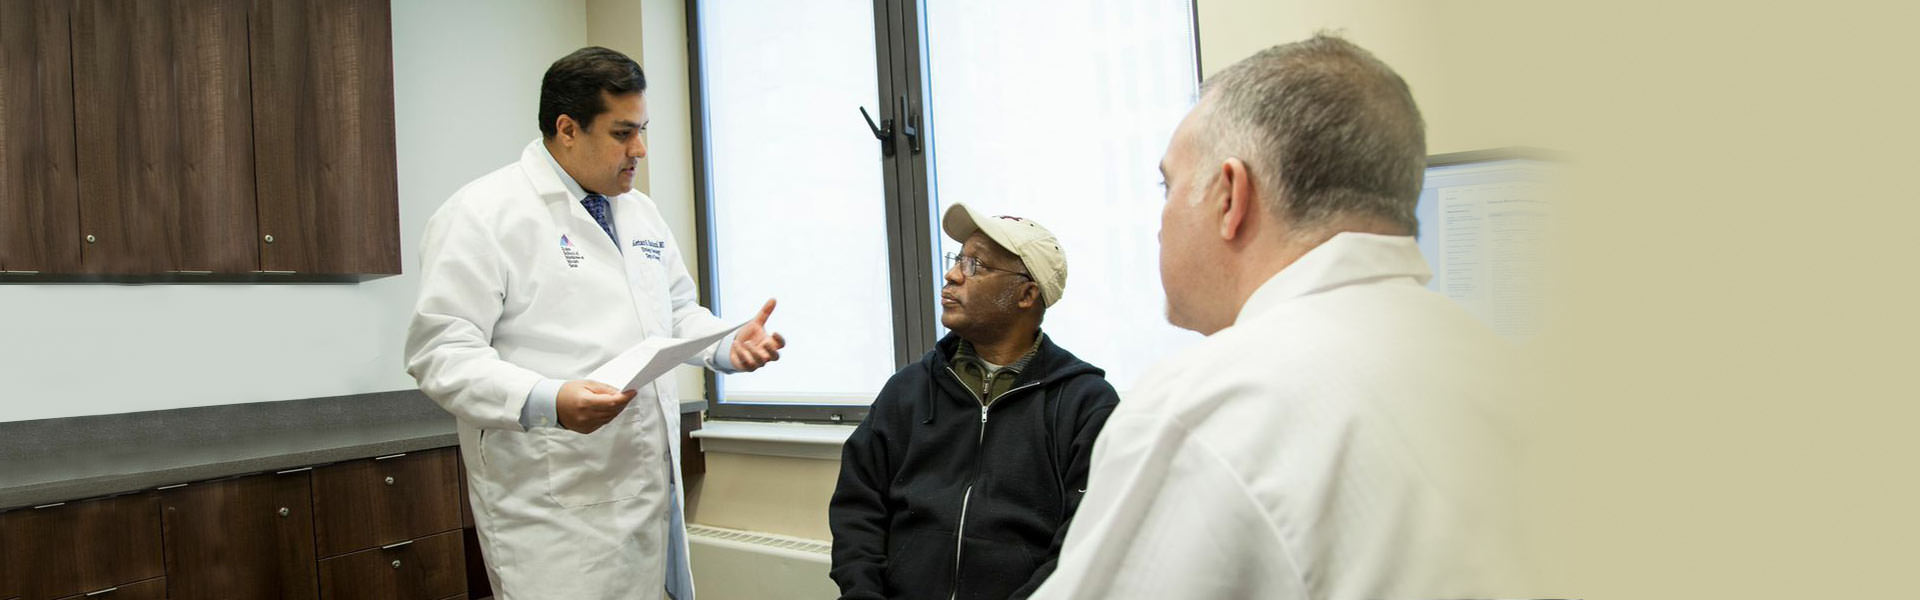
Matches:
[586,320,749,392]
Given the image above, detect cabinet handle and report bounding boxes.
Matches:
[263,234,275,243]
[385,476,396,486]
[278,507,290,517]
[374,453,408,461]
[382,540,413,550]
[85,234,96,244]
[84,587,118,597]
[391,559,402,569]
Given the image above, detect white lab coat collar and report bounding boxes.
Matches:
[533,139,592,202]
[1236,232,1433,324]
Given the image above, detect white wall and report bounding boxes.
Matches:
[0,1,588,422]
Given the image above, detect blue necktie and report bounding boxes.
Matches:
[582,194,618,244]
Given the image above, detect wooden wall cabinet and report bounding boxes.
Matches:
[0,0,399,277]
[71,0,258,274]
[249,0,400,275]
[0,0,81,274]
[160,470,318,599]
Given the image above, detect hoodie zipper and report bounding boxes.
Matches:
[945,365,1045,600]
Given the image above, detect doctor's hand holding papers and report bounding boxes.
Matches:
[563,299,785,435]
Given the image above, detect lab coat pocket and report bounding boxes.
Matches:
[541,418,646,507]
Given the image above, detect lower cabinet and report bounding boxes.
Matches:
[48,577,164,600]
[2,445,478,600]
[2,494,162,600]
[317,530,465,600]
[160,470,319,599]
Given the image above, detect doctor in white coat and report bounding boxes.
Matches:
[405,47,785,599]
[1028,35,1526,599]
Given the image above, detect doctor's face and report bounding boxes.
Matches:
[1157,106,1226,334]
[560,91,649,196]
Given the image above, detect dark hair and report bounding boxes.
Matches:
[539,47,647,139]
[1201,34,1426,235]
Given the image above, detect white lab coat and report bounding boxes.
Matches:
[406,140,727,599]
[1029,233,1528,599]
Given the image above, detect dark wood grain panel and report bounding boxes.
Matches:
[71,0,174,274]
[251,0,400,274]
[160,471,319,600]
[72,0,257,274]
[165,0,259,273]
[6,494,163,600]
[317,530,465,600]
[312,448,462,558]
[0,0,81,273]
[0,509,19,599]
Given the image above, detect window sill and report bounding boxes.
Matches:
[691,420,855,460]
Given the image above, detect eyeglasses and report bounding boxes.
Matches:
[944,252,1031,279]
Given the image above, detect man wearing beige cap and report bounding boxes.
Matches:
[828,203,1120,600]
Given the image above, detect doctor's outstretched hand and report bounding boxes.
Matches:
[556,380,637,435]
[729,298,787,372]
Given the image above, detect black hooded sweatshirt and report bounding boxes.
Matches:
[830,333,1120,600]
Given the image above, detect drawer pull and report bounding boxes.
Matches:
[84,587,118,597]
[374,453,408,461]
[391,559,402,569]
[276,466,313,475]
[33,502,65,509]
[156,483,189,491]
[382,540,413,550]
[278,507,291,517]
[384,476,396,486]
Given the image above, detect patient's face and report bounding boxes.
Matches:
[939,234,1028,336]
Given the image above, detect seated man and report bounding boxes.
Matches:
[830,204,1120,600]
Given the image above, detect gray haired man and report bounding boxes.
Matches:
[1026,34,1526,599]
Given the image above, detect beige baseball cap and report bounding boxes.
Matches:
[942,203,1068,307]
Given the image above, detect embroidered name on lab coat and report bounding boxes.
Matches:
[561,234,584,268]
[632,239,665,261]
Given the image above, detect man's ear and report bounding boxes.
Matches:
[1217,157,1256,242]
[554,114,579,146]
[1019,282,1043,311]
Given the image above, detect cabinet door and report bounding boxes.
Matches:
[250,0,400,275]
[6,494,163,600]
[71,0,257,274]
[316,531,465,600]
[312,448,462,558]
[0,0,81,273]
[160,471,319,600]
[0,509,19,600]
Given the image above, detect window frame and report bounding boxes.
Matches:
[687,0,1202,423]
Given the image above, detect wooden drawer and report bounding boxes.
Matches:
[161,471,318,599]
[1,508,19,600]
[317,530,465,600]
[312,447,462,557]
[5,494,162,600]
[49,577,163,600]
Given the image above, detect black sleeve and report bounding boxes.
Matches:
[1010,377,1121,599]
[828,376,910,600]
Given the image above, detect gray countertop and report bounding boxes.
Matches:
[0,391,710,511]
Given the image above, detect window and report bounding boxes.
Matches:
[691,0,1201,421]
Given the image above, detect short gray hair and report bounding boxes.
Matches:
[1195,34,1426,236]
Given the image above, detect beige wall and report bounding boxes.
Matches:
[1196,0,1554,155]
